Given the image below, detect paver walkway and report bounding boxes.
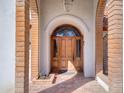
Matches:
[30,72,107,93]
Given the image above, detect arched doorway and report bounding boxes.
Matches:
[51,25,83,73]
[41,14,92,77]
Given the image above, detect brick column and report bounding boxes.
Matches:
[16,0,30,93]
[30,0,39,79]
[108,0,123,93]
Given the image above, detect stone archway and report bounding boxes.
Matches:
[39,14,95,77]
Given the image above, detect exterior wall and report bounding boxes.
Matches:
[40,0,93,29]
[16,0,30,93]
[39,0,96,77]
[30,0,39,80]
[0,0,15,93]
[108,0,123,93]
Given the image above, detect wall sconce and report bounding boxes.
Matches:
[63,0,74,12]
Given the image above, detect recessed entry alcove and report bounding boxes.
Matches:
[39,15,94,77]
[50,25,83,73]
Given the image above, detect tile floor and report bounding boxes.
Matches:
[30,72,107,93]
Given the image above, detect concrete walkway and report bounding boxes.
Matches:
[30,72,107,93]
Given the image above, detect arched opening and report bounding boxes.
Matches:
[95,0,109,91]
[50,25,83,73]
[95,0,107,75]
[96,0,108,76]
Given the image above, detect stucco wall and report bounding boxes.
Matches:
[40,0,93,29]
[39,0,98,77]
[0,0,15,93]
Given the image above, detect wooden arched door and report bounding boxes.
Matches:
[51,25,83,72]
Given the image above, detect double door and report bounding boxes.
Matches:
[51,36,83,72]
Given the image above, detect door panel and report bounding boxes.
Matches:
[51,37,60,71]
[74,39,83,71]
[61,39,66,58]
[60,37,74,70]
[60,38,67,70]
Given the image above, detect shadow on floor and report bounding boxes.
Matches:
[38,73,94,93]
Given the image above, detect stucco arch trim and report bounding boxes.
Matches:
[40,14,95,77]
[45,14,89,36]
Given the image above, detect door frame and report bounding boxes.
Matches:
[50,25,84,72]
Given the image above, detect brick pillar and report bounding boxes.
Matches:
[30,0,39,79]
[16,0,30,93]
[108,0,123,93]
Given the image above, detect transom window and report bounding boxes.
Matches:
[52,25,81,37]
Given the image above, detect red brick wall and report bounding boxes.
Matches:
[16,0,30,93]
